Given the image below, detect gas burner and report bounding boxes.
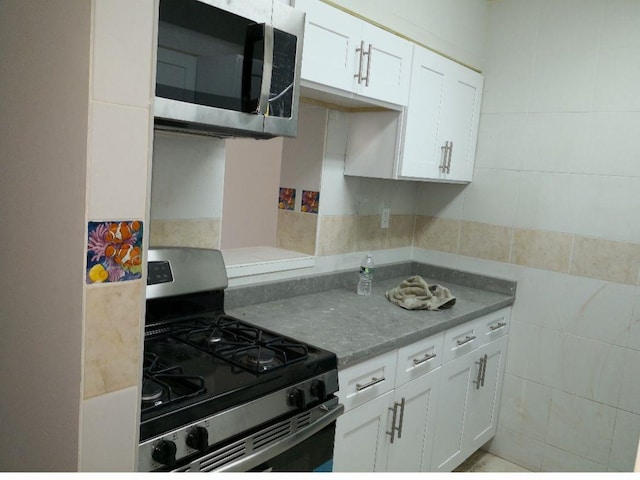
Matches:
[240,347,277,371]
[141,379,165,403]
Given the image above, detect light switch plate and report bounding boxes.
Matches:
[381,208,390,229]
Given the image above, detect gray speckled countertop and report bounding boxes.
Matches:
[227,269,515,369]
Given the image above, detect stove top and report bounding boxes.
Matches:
[139,248,340,471]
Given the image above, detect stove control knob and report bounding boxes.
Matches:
[152,439,177,468]
[186,426,209,452]
[288,387,306,409]
[310,379,327,400]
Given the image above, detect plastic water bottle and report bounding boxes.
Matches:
[357,254,375,296]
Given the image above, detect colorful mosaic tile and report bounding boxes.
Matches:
[87,220,143,284]
[278,187,296,211]
[301,190,319,214]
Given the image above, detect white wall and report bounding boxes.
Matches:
[415,0,640,471]
[222,137,283,249]
[0,0,91,471]
[151,132,225,221]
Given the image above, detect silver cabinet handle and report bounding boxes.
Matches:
[386,398,405,444]
[387,401,399,444]
[413,352,437,366]
[480,353,488,387]
[473,354,488,389]
[446,141,453,173]
[490,321,507,331]
[362,43,372,87]
[354,40,365,84]
[440,144,448,172]
[355,376,385,391]
[396,397,405,439]
[456,335,476,346]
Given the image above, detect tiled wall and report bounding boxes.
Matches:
[81,0,156,471]
[411,0,640,472]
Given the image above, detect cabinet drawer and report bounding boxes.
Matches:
[395,332,444,386]
[442,308,512,364]
[338,350,397,412]
[442,317,484,364]
[478,307,511,343]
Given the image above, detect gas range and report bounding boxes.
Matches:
[138,248,342,472]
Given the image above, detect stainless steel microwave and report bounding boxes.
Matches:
[154,0,305,139]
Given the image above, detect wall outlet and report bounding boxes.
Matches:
[381,208,390,229]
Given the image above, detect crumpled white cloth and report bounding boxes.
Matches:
[385,275,456,311]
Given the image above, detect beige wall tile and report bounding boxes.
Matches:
[84,282,143,399]
[149,219,220,249]
[387,214,416,249]
[317,215,357,256]
[512,229,573,273]
[414,215,461,253]
[276,210,317,255]
[459,221,513,263]
[355,214,386,252]
[570,236,640,285]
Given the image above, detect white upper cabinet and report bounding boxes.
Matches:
[293,0,412,106]
[397,46,484,183]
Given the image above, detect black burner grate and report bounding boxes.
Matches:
[141,353,206,413]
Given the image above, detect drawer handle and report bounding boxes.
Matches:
[355,376,385,392]
[413,352,437,366]
[456,335,476,346]
[490,321,507,331]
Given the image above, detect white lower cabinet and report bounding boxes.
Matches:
[385,367,440,471]
[332,307,510,472]
[431,335,509,472]
[333,390,394,472]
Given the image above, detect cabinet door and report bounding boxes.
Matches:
[465,335,508,451]
[440,64,483,182]
[397,46,448,180]
[333,390,394,472]
[357,23,412,106]
[294,0,360,93]
[386,367,440,472]
[430,352,476,472]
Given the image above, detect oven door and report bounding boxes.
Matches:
[249,419,336,472]
[174,398,344,472]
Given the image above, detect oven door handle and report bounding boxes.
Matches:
[214,402,344,473]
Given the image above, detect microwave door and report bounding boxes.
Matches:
[264,6,304,138]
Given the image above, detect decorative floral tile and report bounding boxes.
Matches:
[301,190,319,214]
[87,220,143,284]
[278,187,296,211]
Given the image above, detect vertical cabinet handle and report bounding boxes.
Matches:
[386,398,406,444]
[480,354,488,387]
[446,141,453,173]
[473,354,489,389]
[440,144,448,172]
[354,40,365,84]
[362,43,372,87]
[396,397,405,439]
[387,402,399,443]
[473,356,483,390]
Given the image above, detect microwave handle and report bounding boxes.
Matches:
[256,24,274,116]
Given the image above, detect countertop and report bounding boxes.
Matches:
[227,269,516,369]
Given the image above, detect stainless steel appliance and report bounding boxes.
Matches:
[139,247,343,472]
[154,0,305,139]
